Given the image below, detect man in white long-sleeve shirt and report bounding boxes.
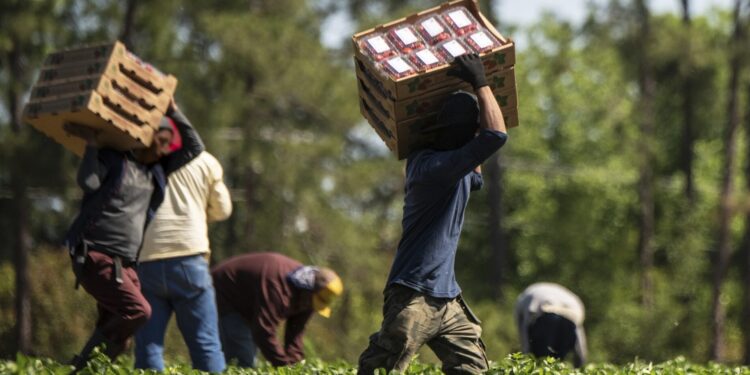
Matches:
[134,121,232,373]
[514,283,588,368]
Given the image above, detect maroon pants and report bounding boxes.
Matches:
[79,250,152,348]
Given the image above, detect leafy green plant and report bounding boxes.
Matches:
[3,353,750,375]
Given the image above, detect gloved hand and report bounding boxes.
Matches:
[447,53,488,90]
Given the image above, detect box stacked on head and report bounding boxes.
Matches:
[353,0,518,159]
[22,41,178,157]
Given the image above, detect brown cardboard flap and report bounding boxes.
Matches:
[42,41,127,67]
[359,82,519,159]
[356,65,517,122]
[26,89,162,129]
[22,92,154,157]
[36,48,177,97]
[29,73,171,114]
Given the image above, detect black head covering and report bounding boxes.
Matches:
[426,91,480,151]
[528,313,578,360]
[158,116,173,133]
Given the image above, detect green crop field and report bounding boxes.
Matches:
[2,353,750,375]
[4,0,750,373]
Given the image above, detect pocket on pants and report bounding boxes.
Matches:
[380,292,434,353]
[180,256,212,291]
[458,295,482,325]
[383,285,418,315]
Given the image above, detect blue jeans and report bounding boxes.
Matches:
[218,312,258,368]
[134,255,225,372]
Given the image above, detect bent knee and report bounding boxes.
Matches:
[129,300,152,324]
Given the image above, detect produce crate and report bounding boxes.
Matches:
[23,91,155,156]
[27,86,163,128]
[352,0,515,101]
[29,73,172,113]
[43,42,125,67]
[352,0,518,159]
[359,85,518,159]
[36,49,177,96]
[356,62,517,122]
[22,41,178,156]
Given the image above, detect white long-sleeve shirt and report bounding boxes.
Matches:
[140,151,232,261]
[515,283,588,366]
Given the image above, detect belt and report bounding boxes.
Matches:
[72,242,134,288]
[111,254,136,284]
[113,256,123,284]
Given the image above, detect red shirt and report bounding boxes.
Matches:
[211,252,314,366]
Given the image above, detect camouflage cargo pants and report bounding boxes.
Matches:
[358,284,488,375]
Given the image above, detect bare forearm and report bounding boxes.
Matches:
[476,86,506,134]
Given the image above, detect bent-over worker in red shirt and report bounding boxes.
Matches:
[211,252,343,367]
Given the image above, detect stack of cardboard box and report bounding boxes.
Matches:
[353,0,517,159]
[22,41,178,156]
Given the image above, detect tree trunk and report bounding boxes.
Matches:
[119,0,138,51]
[213,155,239,261]
[7,40,23,133]
[742,84,750,365]
[710,0,744,361]
[743,82,750,365]
[635,0,656,308]
[680,0,696,203]
[240,70,258,250]
[12,180,32,355]
[479,0,508,300]
[486,154,507,300]
[7,38,32,354]
[244,165,260,248]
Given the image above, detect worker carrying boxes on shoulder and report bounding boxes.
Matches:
[352,0,518,159]
[353,1,513,372]
[22,41,178,156]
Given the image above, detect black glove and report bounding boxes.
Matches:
[447,53,488,90]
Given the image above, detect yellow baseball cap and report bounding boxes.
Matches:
[312,268,343,318]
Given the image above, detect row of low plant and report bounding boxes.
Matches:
[2,352,750,375]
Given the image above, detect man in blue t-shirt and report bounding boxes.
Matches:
[358,54,508,375]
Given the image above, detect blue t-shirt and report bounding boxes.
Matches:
[386,129,508,298]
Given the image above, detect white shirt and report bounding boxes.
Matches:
[140,151,232,261]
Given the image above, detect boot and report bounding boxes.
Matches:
[69,329,116,374]
[102,336,127,359]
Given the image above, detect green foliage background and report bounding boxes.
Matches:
[1,0,749,368]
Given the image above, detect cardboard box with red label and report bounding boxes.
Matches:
[353,0,518,159]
